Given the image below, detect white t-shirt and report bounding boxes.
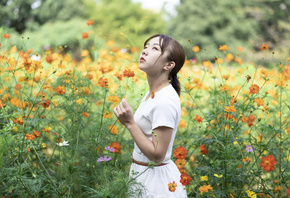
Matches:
[132,84,181,163]
[129,84,187,197]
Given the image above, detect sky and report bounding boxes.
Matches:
[132,0,180,13]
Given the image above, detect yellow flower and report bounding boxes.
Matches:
[192,46,200,52]
[224,105,237,112]
[200,176,208,181]
[219,45,229,51]
[246,190,257,198]
[189,155,195,162]
[178,119,187,129]
[76,98,82,104]
[220,84,230,92]
[214,174,223,178]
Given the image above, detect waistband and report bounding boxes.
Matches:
[131,156,167,167]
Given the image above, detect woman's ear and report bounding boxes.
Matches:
[164,61,175,71]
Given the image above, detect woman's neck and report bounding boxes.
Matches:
[147,75,170,94]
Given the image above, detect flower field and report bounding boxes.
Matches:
[1,27,290,197]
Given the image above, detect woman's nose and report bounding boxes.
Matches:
[142,49,148,55]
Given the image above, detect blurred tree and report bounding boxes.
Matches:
[0,0,88,33]
[0,0,35,33]
[85,0,166,49]
[170,0,290,59]
[33,0,88,25]
[1,0,166,57]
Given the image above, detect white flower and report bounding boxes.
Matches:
[57,141,69,146]
[31,54,41,61]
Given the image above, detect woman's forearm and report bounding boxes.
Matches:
[127,122,162,162]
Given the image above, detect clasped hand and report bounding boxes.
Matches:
[113,98,134,128]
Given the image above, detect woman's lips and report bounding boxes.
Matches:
[140,57,146,62]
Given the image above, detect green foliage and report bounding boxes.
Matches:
[0,0,35,33]
[32,0,88,25]
[21,18,104,56]
[86,0,166,49]
[170,0,290,60]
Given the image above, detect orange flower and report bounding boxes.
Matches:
[173,146,187,159]
[249,84,259,94]
[224,113,234,120]
[13,118,24,125]
[179,169,187,174]
[82,32,89,39]
[46,55,54,64]
[82,87,91,95]
[224,105,237,113]
[274,185,282,193]
[175,159,186,170]
[200,144,208,155]
[180,173,192,186]
[220,84,230,92]
[225,53,234,62]
[3,33,10,39]
[42,127,51,133]
[114,72,123,80]
[168,181,177,192]
[32,130,41,137]
[109,124,118,134]
[242,157,252,163]
[219,45,230,51]
[39,99,51,108]
[151,90,155,99]
[240,116,249,123]
[110,142,121,154]
[107,40,114,46]
[56,138,62,143]
[178,119,187,128]
[254,98,264,107]
[192,46,200,52]
[56,85,66,95]
[235,57,242,65]
[86,74,93,80]
[194,114,203,123]
[199,185,213,194]
[286,126,290,135]
[25,133,36,141]
[123,69,135,78]
[248,114,256,123]
[103,111,112,118]
[27,147,31,152]
[287,183,290,196]
[260,44,269,51]
[14,84,22,90]
[0,99,6,109]
[98,77,108,87]
[86,20,94,26]
[107,95,120,103]
[131,47,139,53]
[230,97,237,105]
[260,154,277,172]
[237,46,243,52]
[82,112,89,118]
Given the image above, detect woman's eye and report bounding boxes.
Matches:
[153,47,158,50]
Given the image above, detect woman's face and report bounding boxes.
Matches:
[139,37,170,74]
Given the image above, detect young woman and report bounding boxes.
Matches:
[113,34,187,197]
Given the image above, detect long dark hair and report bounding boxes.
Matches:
[144,34,185,96]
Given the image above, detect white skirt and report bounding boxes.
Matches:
[128,153,187,198]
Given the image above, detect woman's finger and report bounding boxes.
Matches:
[113,106,119,116]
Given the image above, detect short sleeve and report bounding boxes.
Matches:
[151,100,178,130]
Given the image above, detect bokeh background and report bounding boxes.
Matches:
[1,0,289,65]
